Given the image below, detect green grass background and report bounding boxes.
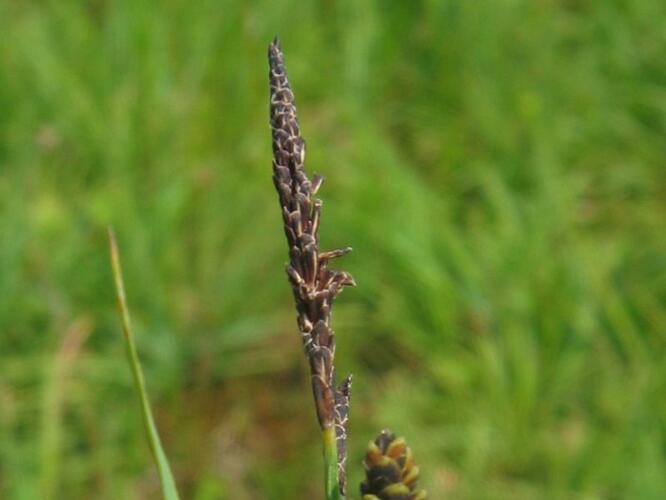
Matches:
[1,1,665,498]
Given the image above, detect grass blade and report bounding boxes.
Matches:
[108,227,181,500]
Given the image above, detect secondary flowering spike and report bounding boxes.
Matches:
[269,38,355,495]
[361,430,427,500]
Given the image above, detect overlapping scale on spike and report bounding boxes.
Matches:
[269,38,355,497]
[361,430,426,500]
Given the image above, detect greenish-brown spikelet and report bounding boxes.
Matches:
[360,430,426,500]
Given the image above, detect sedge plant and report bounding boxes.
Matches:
[106,38,426,500]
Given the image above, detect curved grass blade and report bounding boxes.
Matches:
[108,227,181,500]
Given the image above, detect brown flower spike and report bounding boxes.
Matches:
[268,37,355,496]
[361,430,427,500]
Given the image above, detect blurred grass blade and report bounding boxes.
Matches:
[40,317,91,499]
[108,227,181,500]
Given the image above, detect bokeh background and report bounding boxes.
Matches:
[1,1,665,498]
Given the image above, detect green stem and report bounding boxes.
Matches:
[108,227,181,500]
[322,426,342,500]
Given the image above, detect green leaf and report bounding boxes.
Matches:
[108,228,181,500]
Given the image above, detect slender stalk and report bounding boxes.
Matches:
[108,227,180,500]
[323,427,341,500]
[268,38,353,499]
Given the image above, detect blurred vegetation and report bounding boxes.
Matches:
[1,1,665,499]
